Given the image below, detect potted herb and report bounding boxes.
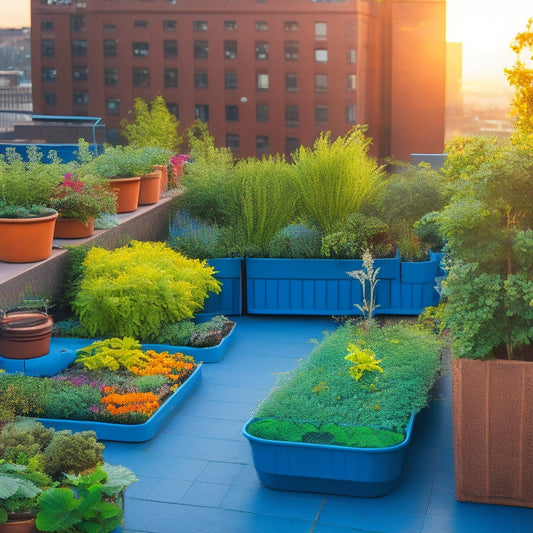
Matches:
[440,139,533,507]
[0,420,136,532]
[49,173,117,239]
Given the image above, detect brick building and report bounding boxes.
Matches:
[31,0,445,160]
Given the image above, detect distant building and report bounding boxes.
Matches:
[30,0,446,160]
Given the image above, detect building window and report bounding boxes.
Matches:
[285,105,299,127]
[72,40,87,57]
[165,68,178,88]
[73,92,89,105]
[225,20,237,31]
[42,67,56,82]
[163,20,177,32]
[285,74,298,93]
[133,42,149,56]
[347,74,356,91]
[41,39,54,57]
[347,49,356,63]
[106,98,120,115]
[315,22,327,40]
[195,104,209,123]
[167,103,179,118]
[73,66,88,82]
[224,40,237,59]
[164,40,177,58]
[225,105,239,122]
[134,20,148,28]
[255,21,268,31]
[193,21,208,31]
[225,72,238,89]
[103,23,116,31]
[315,74,328,93]
[256,73,269,90]
[284,41,298,61]
[194,40,209,59]
[194,71,208,89]
[41,21,54,31]
[286,137,300,155]
[256,135,269,154]
[104,68,118,86]
[133,67,150,87]
[44,93,56,106]
[346,104,356,123]
[284,21,298,32]
[256,104,269,122]
[104,39,117,57]
[315,49,328,63]
[255,42,269,60]
[226,134,240,152]
[315,105,328,123]
[70,15,86,32]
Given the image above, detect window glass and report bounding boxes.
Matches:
[41,39,54,57]
[164,40,177,58]
[73,92,89,105]
[285,74,298,93]
[347,49,356,63]
[194,40,209,59]
[347,74,356,91]
[314,22,327,39]
[285,105,299,127]
[195,104,209,123]
[224,41,237,59]
[44,93,56,106]
[255,21,268,31]
[165,68,178,88]
[133,67,150,87]
[225,105,239,121]
[256,104,269,122]
[72,40,87,57]
[104,39,117,57]
[284,21,298,32]
[133,42,149,56]
[226,134,240,152]
[104,68,118,86]
[315,49,328,63]
[315,74,328,93]
[256,135,269,154]
[256,73,269,90]
[71,15,86,32]
[346,104,356,123]
[73,66,88,81]
[194,72,208,89]
[42,67,56,82]
[315,105,328,123]
[225,21,237,31]
[255,42,269,60]
[225,72,238,89]
[193,21,208,31]
[284,41,298,61]
[106,98,120,115]
[163,20,177,32]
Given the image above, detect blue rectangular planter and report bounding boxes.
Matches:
[242,414,415,497]
[246,253,442,315]
[199,258,243,318]
[39,363,202,442]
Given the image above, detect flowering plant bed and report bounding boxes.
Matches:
[0,337,201,442]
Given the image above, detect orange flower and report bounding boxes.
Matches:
[101,391,160,417]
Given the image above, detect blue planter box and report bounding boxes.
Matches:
[199,258,243,318]
[39,364,202,442]
[242,414,415,497]
[246,253,443,315]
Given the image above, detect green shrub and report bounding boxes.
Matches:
[41,385,102,421]
[291,126,384,234]
[153,315,234,347]
[135,374,168,393]
[267,223,322,259]
[413,211,445,252]
[73,241,221,339]
[320,212,391,259]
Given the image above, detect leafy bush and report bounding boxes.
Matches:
[75,337,149,371]
[73,241,221,339]
[291,126,384,234]
[82,145,156,179]
[268,223,322,259]
[320,212,391,259]
[153,315,234,347]
[413,211,445,252]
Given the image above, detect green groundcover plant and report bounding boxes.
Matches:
[247,322,443,448]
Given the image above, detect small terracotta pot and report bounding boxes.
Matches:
[0,212,58,263]
[54,217,95,239]
[0,515,37,533]
[0,311,53,359]
[108,177,141,213]
[153,164,168,193]
[138,169,162,205]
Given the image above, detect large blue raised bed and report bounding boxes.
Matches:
[245,252,443,315]
[242,414,415,497]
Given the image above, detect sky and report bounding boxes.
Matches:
[0,0,531,84]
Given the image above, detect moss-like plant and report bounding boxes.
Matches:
[73,241,221,339]
[75,337,149,371]
[268,223,322,259]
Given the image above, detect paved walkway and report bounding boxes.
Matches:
[103,316,533,533]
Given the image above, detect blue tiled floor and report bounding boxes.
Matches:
[103,316,533,533]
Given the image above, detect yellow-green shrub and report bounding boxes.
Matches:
[73,241,221,339]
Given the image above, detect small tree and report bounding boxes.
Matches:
[504,18,533,136]
[120,95,182,151]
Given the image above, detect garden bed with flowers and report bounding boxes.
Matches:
[0,337,202,442]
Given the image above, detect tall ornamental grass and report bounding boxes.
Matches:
[291,126,384,234]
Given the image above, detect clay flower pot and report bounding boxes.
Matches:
[0,515,37,533]
[53,217,95,239]
[108,177,141,213]
[153,164,168,193]
[0,311,54,359]
[138,169,162,205]
[0,212,58,263]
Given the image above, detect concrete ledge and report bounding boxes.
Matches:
[0,193,179,305]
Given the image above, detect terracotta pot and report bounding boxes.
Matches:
[54,217,95,239]
[0,212,58,263]
[0,515,37,533]
[0,311,54,359]
[153,164,168,193]
[138,169,162,205]
[453,357,533,508]
[108,177,141,213]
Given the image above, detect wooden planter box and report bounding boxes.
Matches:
[245,251,442,315]
[243,415,416,497]
[452,358,533,508]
